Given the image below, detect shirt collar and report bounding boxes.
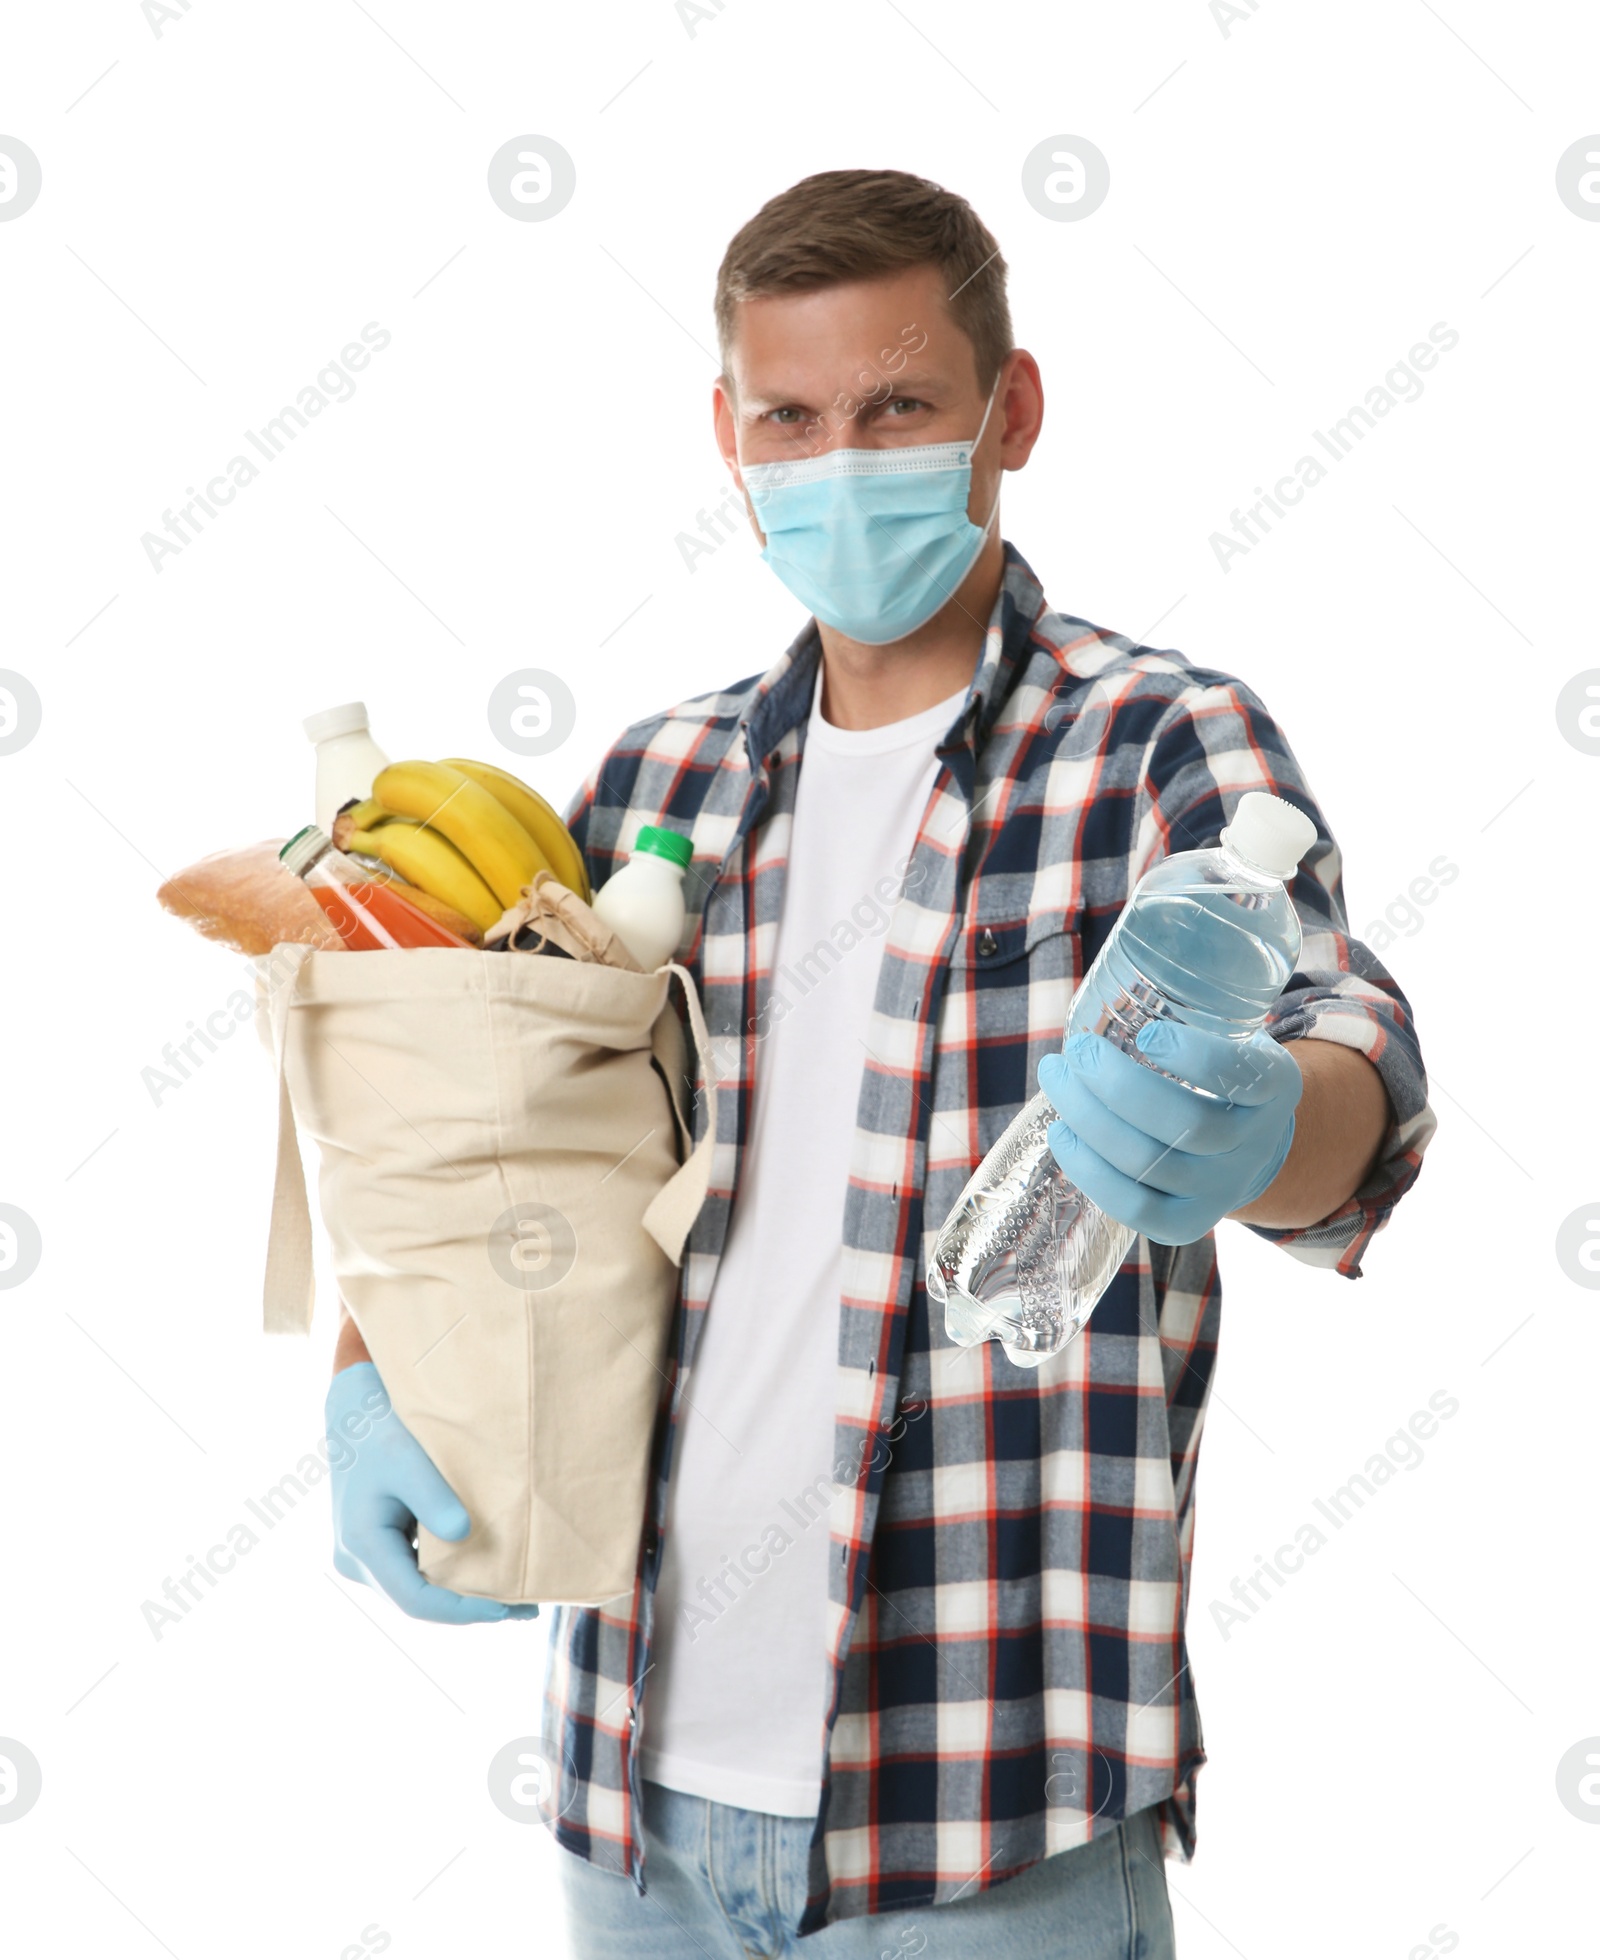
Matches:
[740,540,1049,771]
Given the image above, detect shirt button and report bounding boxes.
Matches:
[978,930,997,957]
[643,1525,659,1560]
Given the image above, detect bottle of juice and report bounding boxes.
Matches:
[304,703,390,835]
[280,825,472,949]
[590,826,692,969]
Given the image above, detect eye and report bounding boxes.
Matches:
[883,397,930,416]
[766,406,806,426]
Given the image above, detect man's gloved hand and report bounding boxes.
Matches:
[1037,1018,1303,1246]
[326,1361,540,1625]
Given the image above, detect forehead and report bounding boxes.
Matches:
[725,261,978,401]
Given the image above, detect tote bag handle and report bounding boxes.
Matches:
[262,940,319,1335]
[641,960,719,1266]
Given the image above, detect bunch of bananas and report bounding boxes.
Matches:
[331,758,589,941]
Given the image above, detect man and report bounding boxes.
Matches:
[329,170,1434,1955]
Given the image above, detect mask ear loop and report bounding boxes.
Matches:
[969,375,1002,456]
[729,395,762,513]
[968,376,1005,537]
[729,412,792,518]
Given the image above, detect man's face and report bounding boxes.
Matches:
[714,261,1010,545]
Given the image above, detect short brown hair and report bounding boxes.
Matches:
[714,168,1012,396]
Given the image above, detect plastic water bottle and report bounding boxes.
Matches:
[591,825,693,969]
[925,791,1317,1367]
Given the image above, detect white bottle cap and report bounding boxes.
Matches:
[1220,790,1317,879]
[303,701,371,744]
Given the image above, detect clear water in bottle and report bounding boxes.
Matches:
[926,792,1314,1366]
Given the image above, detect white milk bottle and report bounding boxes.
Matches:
[591,826,692,969]
[304,702,390,834]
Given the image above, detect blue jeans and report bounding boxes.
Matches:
[559,1779,1177,1958]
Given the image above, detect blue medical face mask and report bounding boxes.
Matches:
[735,380,1003,646]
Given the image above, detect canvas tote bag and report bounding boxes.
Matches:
[256,872,717,1608]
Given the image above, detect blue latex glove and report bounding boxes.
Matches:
[326,1361,540,1625]
[1037,1019,1303,1246]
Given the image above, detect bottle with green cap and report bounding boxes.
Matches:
[590,824,693,970]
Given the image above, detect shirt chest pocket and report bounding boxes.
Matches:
[939,899,1085,1100]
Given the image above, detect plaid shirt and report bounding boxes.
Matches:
[541,541,1435,1931]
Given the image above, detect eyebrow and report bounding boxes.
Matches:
[739,370,950,413]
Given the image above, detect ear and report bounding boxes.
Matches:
[713,378,741,484]
[995,349,1046,471]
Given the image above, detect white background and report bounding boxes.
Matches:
[2,1,1597,1954]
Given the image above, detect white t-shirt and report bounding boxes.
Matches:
[639,667,967,1816]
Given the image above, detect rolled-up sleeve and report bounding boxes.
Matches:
[1128,675,1437,1278]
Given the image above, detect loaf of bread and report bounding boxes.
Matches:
[158,840,345,956]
